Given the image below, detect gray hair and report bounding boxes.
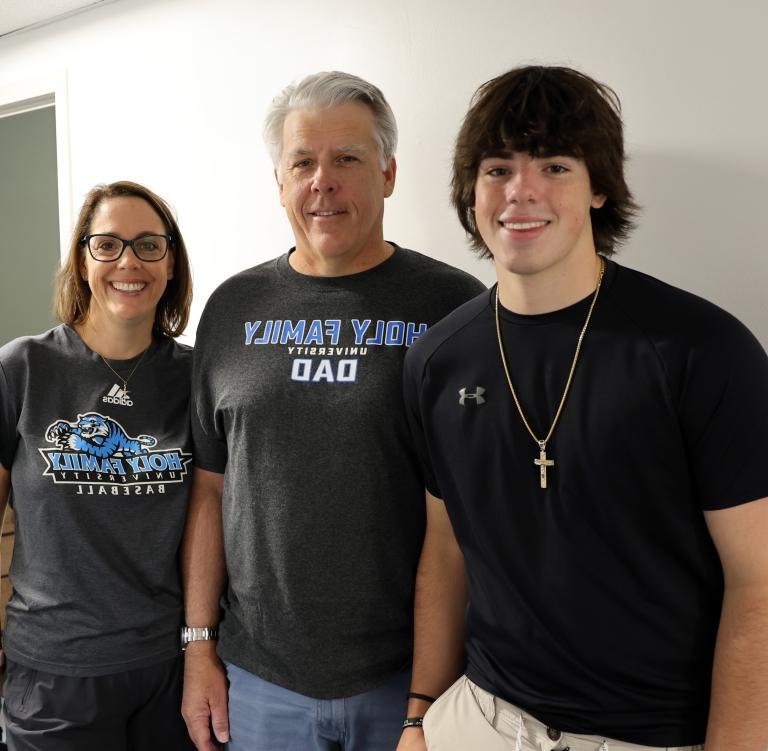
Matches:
[263,71,398,169]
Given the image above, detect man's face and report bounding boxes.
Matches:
[277,101,396,276]
[473,152,605,279]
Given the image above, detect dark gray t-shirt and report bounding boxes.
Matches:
[0,325,192,676]
[192,246,485,698]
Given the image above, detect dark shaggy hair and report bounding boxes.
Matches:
[452,65,639,257]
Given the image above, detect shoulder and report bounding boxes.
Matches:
[607,261,764,355]
[197,255,286,334]
[0,325,69,367]
[204,256,283,305]
[405,290,491,376]
[606,262,767,414]
[393,246,486,293]
[158,337,193,368]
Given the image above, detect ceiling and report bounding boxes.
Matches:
[0,0,116,39]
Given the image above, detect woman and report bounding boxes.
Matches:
[0,181,194,750]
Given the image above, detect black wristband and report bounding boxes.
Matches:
[408,691,436,703]
[402,717,424,729]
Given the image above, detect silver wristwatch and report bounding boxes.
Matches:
[181,626,218,650]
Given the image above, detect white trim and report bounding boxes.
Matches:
[0,94,54,119]
[0,71,72,261]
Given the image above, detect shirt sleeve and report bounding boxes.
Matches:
[0,350,20,471]
[402,344,443,500]
[679,312,768,510]
[190,316,228,474]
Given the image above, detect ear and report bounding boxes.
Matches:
[167,250,175,280]
[383,157,397,198]
[275,168,286,207]
[591,192,607,209]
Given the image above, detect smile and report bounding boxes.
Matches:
[111,281,147,292]
[311,210,345,217]
[501,220,549,230]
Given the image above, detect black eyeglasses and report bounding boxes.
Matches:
[82,234,172,262]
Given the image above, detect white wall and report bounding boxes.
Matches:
[1,0,766,347]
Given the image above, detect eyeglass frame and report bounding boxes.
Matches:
[81,233,173,263]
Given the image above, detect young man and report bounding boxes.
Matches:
[399,66,768,751]
[180,71,484,751]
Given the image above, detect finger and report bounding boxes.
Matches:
[184,713,217,751]
[210,703,230,743]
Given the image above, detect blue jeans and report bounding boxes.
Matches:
[225,662,410,751]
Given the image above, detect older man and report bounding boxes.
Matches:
[180,71,484,751]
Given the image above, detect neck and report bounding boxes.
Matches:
[289,240,393,277]
[496,253,604,315]
[75,318,153,360]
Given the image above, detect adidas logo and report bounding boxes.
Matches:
[102,383,134,407]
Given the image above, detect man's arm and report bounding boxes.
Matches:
[396,491,467,751]
[704,496,768,751]
[181,468,229,751]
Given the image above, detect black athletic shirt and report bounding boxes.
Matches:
[403,259,768,746]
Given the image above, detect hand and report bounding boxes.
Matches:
[181,645,230,750]
[395,728,427,751]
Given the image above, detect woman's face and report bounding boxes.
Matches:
[81,196,174,332]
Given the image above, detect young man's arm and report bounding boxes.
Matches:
[181,468,229,751]
[396,491,467,751]
[703,496,768,751]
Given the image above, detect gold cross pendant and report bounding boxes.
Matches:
[534,445,554,489]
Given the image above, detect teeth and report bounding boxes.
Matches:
[314,211,343,216]
[503,220,548,230]
[112,282,146,292]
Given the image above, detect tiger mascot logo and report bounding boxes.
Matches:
[45,413,157,458]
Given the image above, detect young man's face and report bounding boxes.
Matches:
[276,101,396,276]
[473,152,605,279]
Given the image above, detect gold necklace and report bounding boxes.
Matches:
[494,257,605,489]
[99,346,150,396]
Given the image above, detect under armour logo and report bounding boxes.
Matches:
[458,387,486,406]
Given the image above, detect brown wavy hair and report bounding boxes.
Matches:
[452,66,639,258]
[54,181,192,338]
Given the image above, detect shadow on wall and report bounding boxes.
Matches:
[622,151,768,348]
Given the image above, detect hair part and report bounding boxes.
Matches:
[54,180,193,338]
[263,70,398,170]
[452,65,639,258]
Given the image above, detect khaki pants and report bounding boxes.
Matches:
[423,676,704,751]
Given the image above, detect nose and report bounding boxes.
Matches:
[505,168,537,204]
[117,243,142,267]
[311,163,338,194]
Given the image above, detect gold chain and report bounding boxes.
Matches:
[99,346,150,393]
[494,257,605,487]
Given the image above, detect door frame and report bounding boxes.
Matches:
[0,70,72,261]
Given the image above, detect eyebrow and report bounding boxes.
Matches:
[90,231,165,238]
[286,144,368,159]
[335,143,367,156]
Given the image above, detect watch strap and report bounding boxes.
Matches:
[181,626,218,648]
